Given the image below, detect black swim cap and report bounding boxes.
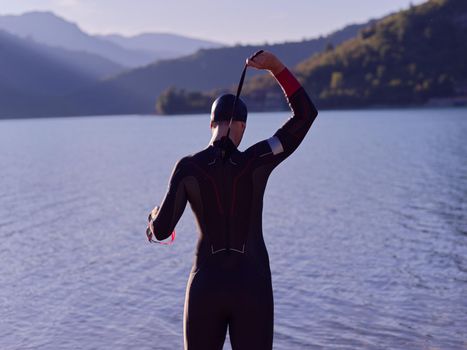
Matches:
[210,94,247,123]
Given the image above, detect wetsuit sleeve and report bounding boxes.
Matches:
[245,67,318,168]
[150,158,188,241]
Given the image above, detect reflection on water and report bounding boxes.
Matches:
[1,108,466,349]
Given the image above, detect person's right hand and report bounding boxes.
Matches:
[246,50,285,76]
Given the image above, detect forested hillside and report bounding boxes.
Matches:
[157,0,467,114]
[244,0,467,110]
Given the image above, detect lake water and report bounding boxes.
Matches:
[1,108,466,350]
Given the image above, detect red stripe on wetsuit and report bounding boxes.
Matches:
[274,67,301,98]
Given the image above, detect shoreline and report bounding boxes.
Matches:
[1,104,466,121]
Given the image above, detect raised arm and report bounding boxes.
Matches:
[147,158,188,241]
[245,51,318,165]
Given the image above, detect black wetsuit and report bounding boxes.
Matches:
[151,68,318,350]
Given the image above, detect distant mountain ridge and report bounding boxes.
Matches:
[0,29,116,117]
[0,11,224,68]
[0,10,231,118]
[0,29,125,94]
[0,12,151,67]
[99,32,224,58]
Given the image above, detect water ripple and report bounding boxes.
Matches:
[1,110,467,349]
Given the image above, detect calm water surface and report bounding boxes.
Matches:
[1,109,466,349]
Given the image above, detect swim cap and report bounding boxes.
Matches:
[210,94,247,123]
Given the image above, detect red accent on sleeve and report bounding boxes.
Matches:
[274,67,301,98]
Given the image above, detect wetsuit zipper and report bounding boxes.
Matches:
[222,157,230,253]
[221,154,231,253]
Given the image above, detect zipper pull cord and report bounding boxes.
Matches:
[222,49,264,154]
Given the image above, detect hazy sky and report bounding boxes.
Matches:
[0,0,427,44]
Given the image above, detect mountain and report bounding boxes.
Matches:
[0,12,226,68]
[0,12,155,67]
[0,29,115,117]
[99,33,224,59]
[0,29,122,94]
[241,0,467,110]
[62,21,370,116]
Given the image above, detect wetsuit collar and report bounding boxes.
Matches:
[213,136,236,150]
[212,136,237,160]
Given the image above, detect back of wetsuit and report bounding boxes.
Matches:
[151,67,318,350]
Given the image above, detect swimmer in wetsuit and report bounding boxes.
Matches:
[147,51,318,350]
